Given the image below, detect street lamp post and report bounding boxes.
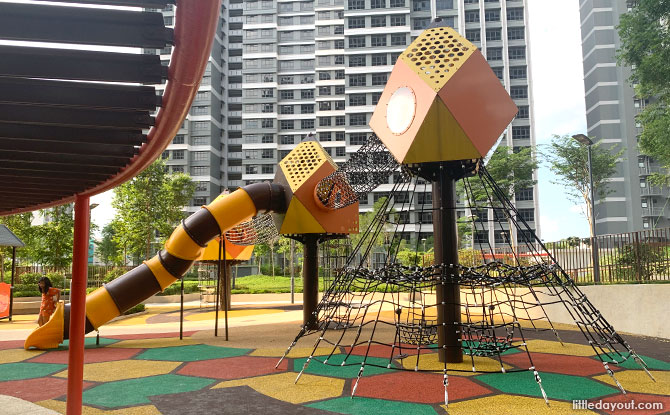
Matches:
[572,134,601,284]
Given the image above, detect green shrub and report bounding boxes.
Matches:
[157,281,199,296]
[45,272,66,288]
[123,303,146,315]
[18,272,41,286]
[614,243,669,281]
[13,283,41,297]
[104,268,127,283]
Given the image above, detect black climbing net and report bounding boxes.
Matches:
[278,135,654,406]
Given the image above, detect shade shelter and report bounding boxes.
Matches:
[0,1,221,413]
[0,224,25,321]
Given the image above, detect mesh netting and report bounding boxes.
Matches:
[277,142,653,406]
[315,134,405,209]
[225,213,278,246]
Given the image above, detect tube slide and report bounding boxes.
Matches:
[25,183,285,349]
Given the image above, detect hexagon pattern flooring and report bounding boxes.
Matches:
[1,327,668,414]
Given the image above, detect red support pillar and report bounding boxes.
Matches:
[66,195,90,415]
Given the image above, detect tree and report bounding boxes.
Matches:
[97,224,122,266]
[30,205,75,268]
[111,159,195,261]
[543,134,622,237]
[618,2,670,170]
[0,212,33,278]
[350,197,392,267]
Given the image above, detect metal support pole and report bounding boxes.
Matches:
[587,146,600,283]
[432,164,463,363]
[67,195,90,415]
[290,239,295,304]
[214,235,222,337]
[302,235,319,330]
[179,277,184,340]
[222,238,229,341]
[9,246,16,321]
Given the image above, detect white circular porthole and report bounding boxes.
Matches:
[386,87,416,135]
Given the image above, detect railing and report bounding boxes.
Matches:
[642,207,666,217]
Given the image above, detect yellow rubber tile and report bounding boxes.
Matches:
[523,339,596,357]
[250,347,338,358]
[106,338,200,349]
[213,372,344,404]
[594,370,669,395]
[105,314,153,327]
[37,400,161,415]
[185,308,283,322]
[0,348,44,363]
[53,359,181,382]
[443,395,599,414]
[400,354,511,375]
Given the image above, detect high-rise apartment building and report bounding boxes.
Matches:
[241,0,538,245]
[579,0,668,233]
[158,3,244,214]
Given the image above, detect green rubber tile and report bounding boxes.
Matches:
[476,370,618,401]
[57,337,119,350]
[601,354,670,371]
[0,362,67,381]
[135,344,251,362]
[307,397,438,415]
[293,354,395,379]
[82,374,214,408]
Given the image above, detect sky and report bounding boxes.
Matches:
[90,0,592,242]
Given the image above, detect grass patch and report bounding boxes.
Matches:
[230,274,329,294]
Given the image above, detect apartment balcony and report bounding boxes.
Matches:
[227,180,244,188]
[642,207,665,217]
[639,165,667,176]
[227,138,243,145]
[229,30,243,36]
[227,165,243,173]
[640,186,669,197]
[228,152,243,159]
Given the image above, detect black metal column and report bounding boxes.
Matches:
[432,164,462,363]
[302,234,319,330]
[9,246,16,321]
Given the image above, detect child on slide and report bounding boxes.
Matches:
[38,277,60,327]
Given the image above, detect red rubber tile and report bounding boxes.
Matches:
[177,356,288,380]
[0,340,25,350]
[104,331,197,340]
[351,371,491,404]
[501,352,619,376]
[27,347,143,364]
[597,392,670,415]
[0,377,93,402]
[343,344,434,359]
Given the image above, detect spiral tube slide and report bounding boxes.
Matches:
[25,183,285,349]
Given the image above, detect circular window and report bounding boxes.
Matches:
[386,87,416,135]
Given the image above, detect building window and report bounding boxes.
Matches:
[280,90,294,100]
[336,147,346,157]
[371,35,387,47]
[172,135,185,144]
[192,166,207,176]
[390,15,406,26]
[485,28,501,41]
[319,86,332,96]
[246,165,258,175]
[371,0,385,7]
[280,120,294,130]
[262,134,274,143]
[350,133,367,145]
[390,0,405,7]
[494,230,510,244]
[301,119,315,129]
[192,121,209,130]
[318,72,331,81]
[193,197,207,206]
[517,105,529,119]
[510,86,528,99]
[349,55,367,67]
[512,126,530,139]
[350,36,366,48]
[301,89,314,99]
[193,151,208,161]
[391,33,406,46]
[372,92,382,104]
[319,101,331,111]
[335,85,345,95]
[172,150,184,160]
[491,66,503,80]
[371,54,387,66]
[465,11,479,23]
[465,29,481,42]
[261,118,274,128]
[262,165,274,174]
[412,17,430,30]
[507,8,524,21]
[319,117,332,126]
[518,208,534,222]
[280,75,294,85]
[508,47,526,60]
[262,103,274,113]
[515,187,533,201]
[474,231,488,244]
[348,16,365,29]
[509,66,527,79]
[487,47,503,61]
[193,136,208,146]
[335,115,346,125]
[336,131,345,140]
[485,9,500,21]
[280,135,294,145]
[349,94,367,106]
[371,73,388,86]
[350,74,367,86]
[507,26,525,40]
[262,149,274,159]
[349,0,365,9]
[280,105,294,114]
[320,132,332,141]
[195,181,208,192]
[371,15,386,27]
[350,113,367,126]
[301,104,314,114]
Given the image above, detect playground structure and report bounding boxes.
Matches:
[1,4,657,412]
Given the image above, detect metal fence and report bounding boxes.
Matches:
[543,228,670,284]
[14,264,134,289]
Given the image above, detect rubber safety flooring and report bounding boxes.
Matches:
[1,314,668,414]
